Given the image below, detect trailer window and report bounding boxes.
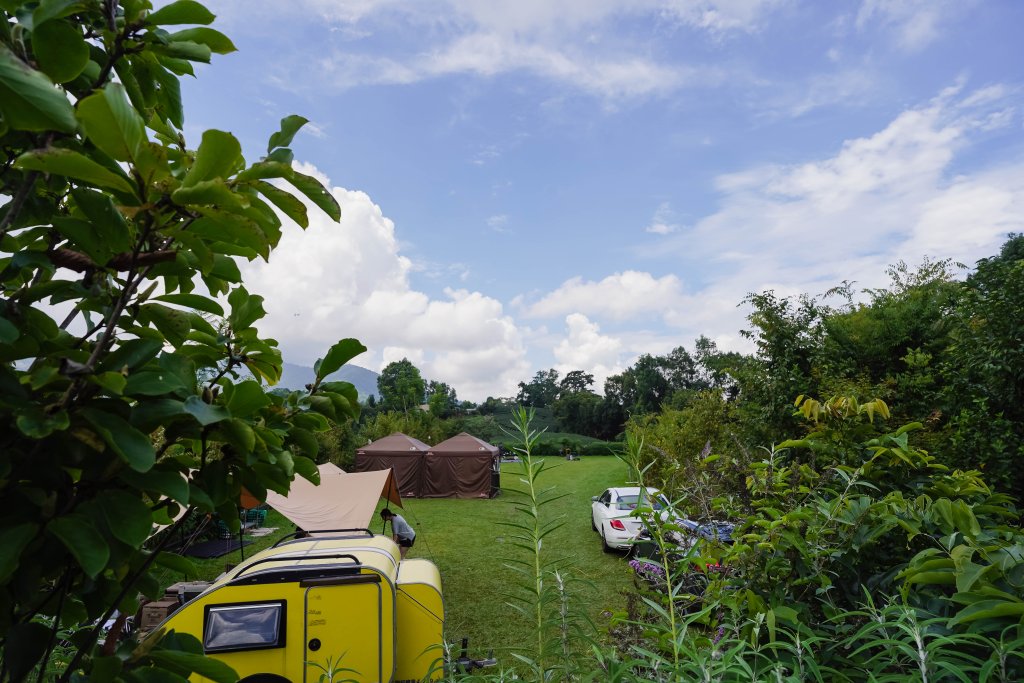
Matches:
[204,602,285,653]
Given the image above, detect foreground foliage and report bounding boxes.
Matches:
[0,2,362,680]
[450,403,1024,682]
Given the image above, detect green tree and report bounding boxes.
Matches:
[516,368,559,407]
[551,389,601,436]
[558,369,594,396]
[376,358,425,413]
[0,2,363,681]
[425,379,457,417]
[942,234,1024,493]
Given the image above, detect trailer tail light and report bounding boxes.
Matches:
[609,519,626,531]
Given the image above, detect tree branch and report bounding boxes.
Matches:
[0,171,39,240]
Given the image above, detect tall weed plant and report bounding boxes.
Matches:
[498,407,592,681]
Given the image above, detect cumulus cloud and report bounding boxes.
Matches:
[239,163,529,401]
[515,82,1022,378]
[522,271,688,321]
[552,314,625,390]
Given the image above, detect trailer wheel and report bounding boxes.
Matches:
[238,675,291,683]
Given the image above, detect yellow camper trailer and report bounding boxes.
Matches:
[151,528,444,683]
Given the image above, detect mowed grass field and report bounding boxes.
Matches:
[394,456,635,659]
[162,455,635,665]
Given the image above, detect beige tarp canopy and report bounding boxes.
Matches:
[265,463,403,532]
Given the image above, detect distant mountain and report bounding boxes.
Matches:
[278,362,379,400]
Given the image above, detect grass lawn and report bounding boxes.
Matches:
[157,455,635,667]
[393,455,635,661]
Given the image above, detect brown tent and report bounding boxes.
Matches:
[265,463,403,532]
[422,433,499,499]
[355,432,431,497]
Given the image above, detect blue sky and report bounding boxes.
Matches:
[181,1,1024,400]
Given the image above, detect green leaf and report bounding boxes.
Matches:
[32,19,89,83]
[183,395,228,426]
[16,407,69,438]
[80,408,156,472]
[145,0,215,26]
[227,287,266,330]
[100,338,164,373]
[216,417,255,454]
[314,338,367,381]
[172,178,244,209]
[148,649,237,683]
[287,170,341,221]
[0,523,38,582]
[267,114,308,152]
[138,303,193,348]
[254,180,308,228]
[0,316,18,344]
[91,371,127,395]
[168,27,236,53]
[182,129,241,187]
[153,551,199,579]
[0,43,77,132]
[154,293,224,316]
[14,147,135,194]
[235,160,292,183]
[223,380,271,418]
[153,62,183,129]
[119,467,190,504]
[288,427,319,459]
[949,599,1024,626]
[48,514,110,577]
[309,395,336,420]
[97,491,153,546]
[293,456,320,484]
[4,622,51,682]
[76,83,147,162]
[69,187,132,253]
[155,40,212,63]
[33,0,89,27]
[131,398,189,431]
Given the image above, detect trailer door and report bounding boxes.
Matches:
[303,574,385,683]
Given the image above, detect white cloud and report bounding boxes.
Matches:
[855,0,967,52]
[239,163,529,401]
[645,202,678,234]
[552,313,625,390]
[640,83,1024,350]
[317,33,697,100]
[523,271,687,321]
[261,0,776,100]
[487,214,509,232]
[661,0,787,35]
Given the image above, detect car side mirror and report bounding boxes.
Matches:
[591,496,599,502]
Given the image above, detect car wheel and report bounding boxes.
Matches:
[601,527,614,554]
[591,515,597,532]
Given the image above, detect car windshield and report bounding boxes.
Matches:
[615,493,668,510]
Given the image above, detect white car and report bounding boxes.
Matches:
[591,487,670,553]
